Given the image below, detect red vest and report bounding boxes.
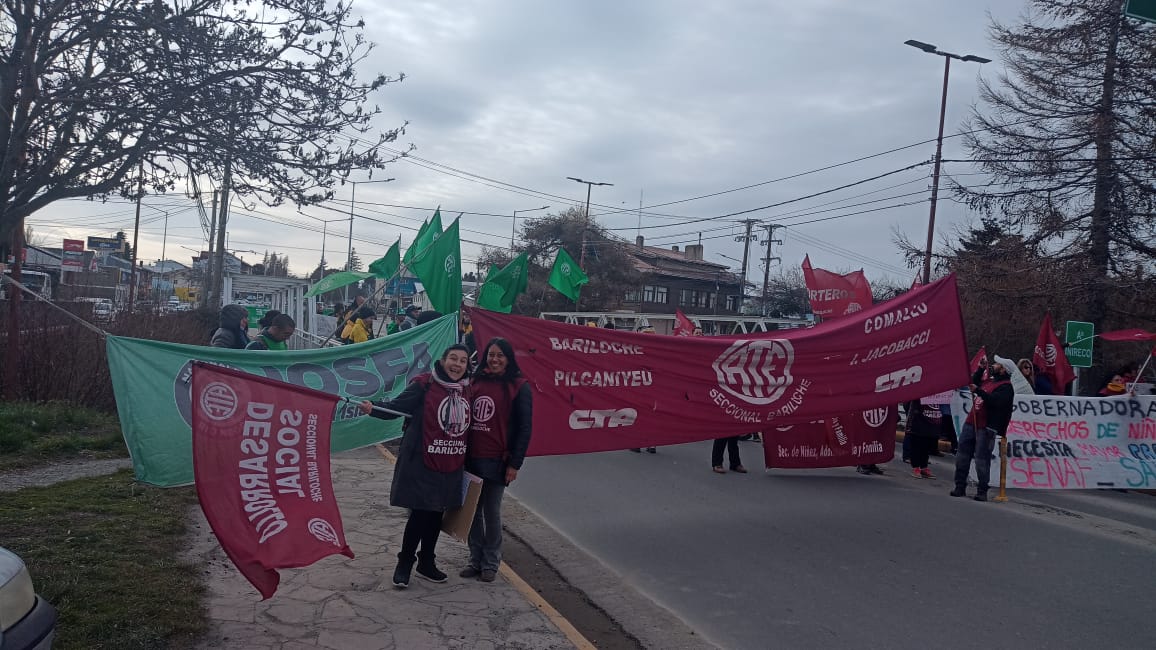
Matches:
[418,376,471,472]
[468,375,524,460]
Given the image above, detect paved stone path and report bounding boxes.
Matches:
[188,447,578,650]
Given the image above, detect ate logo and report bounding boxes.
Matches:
[199,382,238,421]
[874,366,923,393]
[560,262,571,276]
[1035,343,1058,366]
[308,518,341,547]
[843,302,863,315]
[712,340,794,405]
[437,394,471,437]
[472,396,496,423]
[568,408,637,429]
[444,254,457,274]
[862,406,889,428]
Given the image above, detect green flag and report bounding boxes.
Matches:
[368,240,401,279]
[303,270,372,298]
[409,218,461,314]
[476,253,529,313]
[403,207,443,265]
[548,247,588,301]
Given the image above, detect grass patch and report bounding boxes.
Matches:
[0,401,126,470]
[0,470,207,649]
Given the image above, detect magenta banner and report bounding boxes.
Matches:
[471,275,970,456]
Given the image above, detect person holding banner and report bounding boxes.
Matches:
[359,344,473,589]
[903,399,941,479]
[951,360,1013,501]
[209,304,251,349]
[460,337,533,584]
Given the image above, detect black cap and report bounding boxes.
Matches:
[405,304,420,313]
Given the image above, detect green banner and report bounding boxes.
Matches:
[107,313,459,486]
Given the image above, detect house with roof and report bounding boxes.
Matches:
[623,237,744,317]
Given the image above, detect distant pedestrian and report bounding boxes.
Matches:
[952,359,1013,501]
[711,436,746,474]
[399,304,421,330]
[345,306,376,344]
[359,344,473,589]
[246,313,296,350]
[461,338,533,584]
[209,304,251,349]
[904,399,941,479]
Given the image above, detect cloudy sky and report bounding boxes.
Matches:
[29,0,1026,287]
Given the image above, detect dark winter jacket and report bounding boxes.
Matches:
[970,367,1014,435]
[904,400,942,438]
[371,361,470,511]
[210,304,251,349]
[465,372,533,484]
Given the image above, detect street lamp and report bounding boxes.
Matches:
[346,177,394,301]
[905,39,990,284]
[511,205,550,249]
[566,177,613,267]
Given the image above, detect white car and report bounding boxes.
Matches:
[0,547,56,649]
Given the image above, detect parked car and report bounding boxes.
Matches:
[92,302,113,323]
[0,547,56,649]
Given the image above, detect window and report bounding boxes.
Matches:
[642,285,668,304]
[679,289,692,306]
[726,295,741,311]
[625,289,640,302]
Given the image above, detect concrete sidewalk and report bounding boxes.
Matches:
[188,447,583,650]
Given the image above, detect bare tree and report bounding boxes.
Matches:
[0,0,408,243]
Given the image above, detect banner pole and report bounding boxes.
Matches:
[994,436,1008,503]
[341,396,410,419]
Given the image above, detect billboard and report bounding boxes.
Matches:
[61,239,85,271]
[87,236,124,252]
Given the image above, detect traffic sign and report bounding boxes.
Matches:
[1126,0,1156,23]
[1065,320,1094,369]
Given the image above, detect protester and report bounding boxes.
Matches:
[398,304,421,330]
[711,436,746,474]
[359,344,473,588]
[331,302,345,336]
[386,310,405,335]
[416,310,443,326]
[245,313,296,350]
[209,304,251,349]
[630,326,657,454]
[855,462,885,475]
[346,306,376,344]
[1098,364,1137,396]
[904,399,941,479]
[257,309,281,329]
[940,403,957,454]
[952,359,1013,501]
[460,338,533,584]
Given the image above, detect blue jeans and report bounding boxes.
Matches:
[953,423,996,494]
[468,480,506,571]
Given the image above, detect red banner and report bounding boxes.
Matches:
[471,275,969,456]
[1033,313,1075,391]
[191,363,353,599]
[801,255,873,319]
[673,309,695,336]
[762,407,897,468]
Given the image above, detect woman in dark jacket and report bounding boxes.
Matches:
[359,344,472,589]
[460,338,533,583]
[905,398,943,479]
[209,304,251,349]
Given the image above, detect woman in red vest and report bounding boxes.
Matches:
[459,337,533,583]
[359,344,472,588]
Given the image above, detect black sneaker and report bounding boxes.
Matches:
[867,465,885,475]
[392,563,413,588]
[973,493,988,502]
[629,448,641,453]
[856,465,872,475]
[416,564,447,583]
[645,447,657,453]
[949,488,966,498]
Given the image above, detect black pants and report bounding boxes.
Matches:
[941,415,958,451]
[400,509,444,564]
[712,437,742,469]
[908,435,936,470]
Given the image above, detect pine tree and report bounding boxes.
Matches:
[957,0,1156,381]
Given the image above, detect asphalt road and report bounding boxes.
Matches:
[509,440,1156,650]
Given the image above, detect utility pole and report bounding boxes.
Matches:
[4,218,25,399]
[735,219,758,314]
[761,224,783,317]
[128,165,144,311]
[212,157,232,308]
[203,190,218,308]
[566,177,613,268]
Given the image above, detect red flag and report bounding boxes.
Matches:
[969,347,987,374]
[1033,313,1076,391]
[191,362,353,599]
[801,255,873,319]
[1100,329,1156,342]
[673,309,695,336]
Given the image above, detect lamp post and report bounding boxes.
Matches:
[566,177,613,267]
[511,205,550,249]
[905,39,990,284]
[346,177,394,302]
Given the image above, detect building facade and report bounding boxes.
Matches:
[623,238,743,317]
